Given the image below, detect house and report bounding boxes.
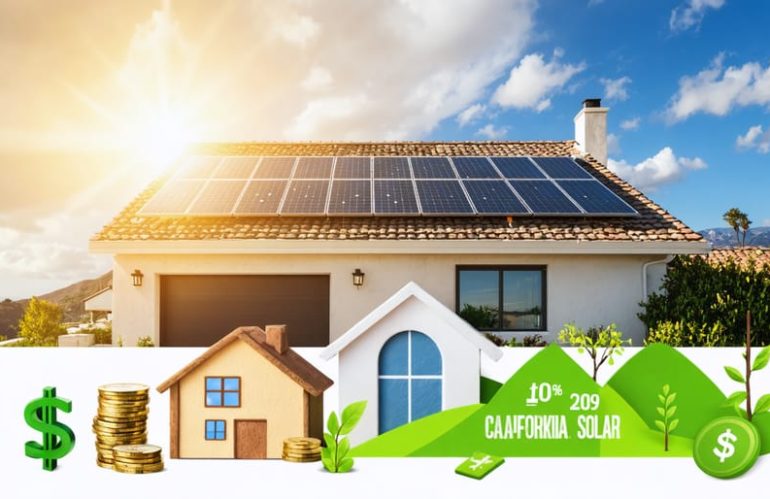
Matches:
[156,325,332,459]
[89,99,708,349]
[702,247,770,271]
[320,281,502,444]
[83,286,112,324]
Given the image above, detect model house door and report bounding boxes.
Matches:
[234,420,267,459]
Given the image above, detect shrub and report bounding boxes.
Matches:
[484,333,506,346]
[322,401,367,473]
[18,297,66,346]
[645,321,727,347]
[136,336,154,347]
[508,334,548,347]
[559,323,630,381]
[78,326,112,345]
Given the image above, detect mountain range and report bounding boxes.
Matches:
[699,226,770,248]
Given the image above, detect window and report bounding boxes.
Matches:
[205,377,241,407]
[205,420,226,440]
[378,331,442,434]
[457,266,546,331]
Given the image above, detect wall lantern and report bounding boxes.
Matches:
[352,268,365,288]
[131,269,144,287]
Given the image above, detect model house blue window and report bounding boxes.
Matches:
[205,420,226,440]
[205,377,241,407]
[378,331,442,434]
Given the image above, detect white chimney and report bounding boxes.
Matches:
[574,98,608,165]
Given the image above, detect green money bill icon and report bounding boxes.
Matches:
[455,451,505,480]
[693,416,760,479]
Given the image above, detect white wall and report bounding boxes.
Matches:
[112,252,666,347]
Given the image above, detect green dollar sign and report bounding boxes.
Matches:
[24,386,76,471]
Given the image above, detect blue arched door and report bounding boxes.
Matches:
[378,331,443,434]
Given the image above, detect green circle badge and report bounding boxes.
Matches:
[693,416,761,479]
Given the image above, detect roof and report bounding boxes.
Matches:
[701,247,770,271]
[92,141,703,244]
[157,326,333,397]
[82,286,112,303]
[320,281,503,361]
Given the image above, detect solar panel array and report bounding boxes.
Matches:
[138,156,638,217]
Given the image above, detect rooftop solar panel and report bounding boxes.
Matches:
[373,180,419,214]
[490,157,546,179]
[415,180,473,214]
[187,180,247,214]
[452,157,500,179]
[214,157,259,179]
[253,157,295,179]
[334,157,371,179]
[411,157,456,179]
[178,156,221,179]
[328,180,372,214]
[140,179,205,214]
[532,157,592,179]
[557,180,636,214]
[462,180,528,214]
[234,180,288,214]
[373,157,410,178]
[294,157,333,179]
[508,180,581,214]
[280,180,329,214]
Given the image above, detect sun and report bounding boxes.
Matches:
[122,108,196,174]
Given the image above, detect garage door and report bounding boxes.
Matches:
[160,275,330,347]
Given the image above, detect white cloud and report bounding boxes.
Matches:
[669,0,725,32]
[763,219,770,227]
[608,147,707,191]
[301,66,333,91]
[666,54,770,122]
[600,76,631,101]
[606,133,621,156]
[620,117,640,130]
[492,52,586,112]
[476,123,508,139]
[456,103,486,127]
[736,124,770,153]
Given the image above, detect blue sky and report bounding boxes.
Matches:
[0,0,769,298]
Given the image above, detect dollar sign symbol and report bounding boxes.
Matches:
[712,428,737,463]
[24,386,76,471]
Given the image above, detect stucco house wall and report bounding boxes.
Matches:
[111,251,666,348]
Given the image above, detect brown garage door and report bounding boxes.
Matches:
[160,275,329,347]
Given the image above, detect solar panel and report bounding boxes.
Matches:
[334,157,371,179]
[178,156,221,179]
[463,180,528,214]
[490,157,546,179]
[557,180,636,214]
[452,157,500,179]
[140,180,205,214]
[415,180,473,213]
[214,157,259,179]
[280,180,329,214]
[374,180,419,214]
[532,157,592,179]
[328,181,371,214]
[508,180,581,214]
[188,180,247,214]
[374,157,410,178]
[234,180,288,214]
[294,157,333,179]
[253,157,295,179]
[411,157,456,179]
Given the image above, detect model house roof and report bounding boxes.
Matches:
[92,141,703,245]
[320,281,503,361]
[701,247,770,270]
[157,325,333,397]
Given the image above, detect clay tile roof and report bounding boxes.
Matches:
[701,247,770,271]
[92,141,703,244]
[156,326,333,397]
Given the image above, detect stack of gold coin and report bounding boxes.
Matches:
[112,444,164,474]
[93,383,150,469]
[282,437,322,462]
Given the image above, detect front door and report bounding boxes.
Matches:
[234,420,267,459]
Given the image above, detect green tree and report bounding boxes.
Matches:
[723,208,748,247]
[18,297,65,346]
[558,323,630,381]
[722,311,770,422]
[655,384,679,452]
[739,213,752,247]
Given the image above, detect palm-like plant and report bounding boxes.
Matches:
[723,208,745,247]
[739,213,752,247]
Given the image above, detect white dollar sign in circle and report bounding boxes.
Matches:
[713,428,737,463]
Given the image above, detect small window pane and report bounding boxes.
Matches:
[411,379,442,421]
[378,332,409,375]
[503,270,543,330]
[206,392,222,406]
[458,270,500,329]
[216,420,225,432]
[223,392,240,407]
[206,378,222,390]
[206,420,215,432]
[378,379,408,434]
[224,378,240,391]
[206,430,215,440]
[411,332,442,375]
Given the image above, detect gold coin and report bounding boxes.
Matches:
[283,452,321,458]
[114,457,163,466]
[114,462,165,474]
[283,444,321,451]
[96,436,147,446]
[282,456,321,463]
[93,417,147,428]
[98,383,150,395]
[96,459,114,470]
[93,426,147,435]
[97,401,149,410]
[113,444,162,458]
[285,437,321,446]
